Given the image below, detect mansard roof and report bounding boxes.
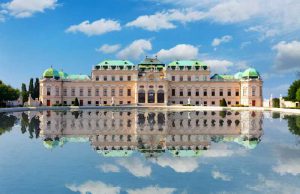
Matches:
[67,74,91,81]
[139,57,165,66]
[168,60,207,67]
[97,60,135,67]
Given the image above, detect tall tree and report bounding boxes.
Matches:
[0,81,19,107]
[33,78,40,99]
[28,78,34,98]
[21,83,29,104]
[287,80,300,101]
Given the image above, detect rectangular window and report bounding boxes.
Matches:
[95,88,99,96]
[172,76,175,81]
[112,76,115,81]
[252,86,256,96]
[127,89,131,96]
[96,101,99,106]
[236,101,239,105]
[188,76,191,81]
[180,101,183,104]
[120,76,123,81]
[55,87,59,96]
[211,89,215,96]
[219,89,223,96]
[63,101,67,105]
[195,89,199,96]
[204,101,207,106]
[180,76,183,81]
[120,101,123,105]
[127,76,131,81]
[172,89,176,96]
[180,89,183,96]
[228,101,231,105]
[104,76,107,81]
[204,89,207,96]
[196,101,199,105]
[88,88,91,96]
[236,89,239,96]
[47,87,51,96]
[119,89,123,96]
[212,101,215,105]
[188,89,191,96]
[172,101,175,104]
[111,89,115,96]
[103,101,107,105]
[63,88,67,96]
[71,88,75,96]
[80,88,83,96]
[88,101,91,105]
[228,89,231,96]
[104,88,107,96]
[95,76,99,81]
[127,101,131,104]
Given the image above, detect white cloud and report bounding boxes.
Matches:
[246,25,279,41]
[117,157,152,177]
[151,156,199,173]
[211,35,232,47]
[147,0,300,38]
[96,44,121,54]
[126,9,204,31]
[240,41,251,49]
[2,0,57,18]
[97,163,120,173]
[202,143,247,158]
[66,19,121,36]
[272,40,300,72]
[272,145,300,176]
[203,60,233,74]
[212,170,232,181]
[117,39,152,60]
[156,44,199,61]
[66,181,120,194]
[247,175,300,194]
[127,186,176,194]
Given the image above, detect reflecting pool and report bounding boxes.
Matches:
[1,109,300,194]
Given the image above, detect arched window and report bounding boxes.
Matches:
[157,90,164,103]
[148,90,155,103]
[138,89,145,103]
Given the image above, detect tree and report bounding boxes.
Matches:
[21,83,29,104]
[296,88,300,102]
[272,98,280,108]
[220,98,227,107]
[33,78,39,100]
[28,78,34,98]
[287,80,300,101]
[0,81,20,107]
[74,98,79,106]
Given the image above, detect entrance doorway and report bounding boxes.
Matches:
[47,100,50,106]
[80,100,83,106]
[252,100,256,106]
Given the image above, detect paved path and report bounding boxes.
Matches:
[1,105,300,114]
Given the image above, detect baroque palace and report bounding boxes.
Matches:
[40,57,263,107]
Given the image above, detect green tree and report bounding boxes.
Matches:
[284,115,300,136]
[74,98,79,106]
[28,78,34,98]
[21,83,29,104]
[272,98,280,108]
[0,114,18,136]
[296,88,300,102]
[220,98,227,107]
[33,78,39,99]
[287,80,300,101]
[0,81,20,107]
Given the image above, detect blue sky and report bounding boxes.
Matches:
[1,0,300,98]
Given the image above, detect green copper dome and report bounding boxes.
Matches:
[59,71,69,79]
[43,67,60,79]
[234,72,243,79]
[242,68,260,79]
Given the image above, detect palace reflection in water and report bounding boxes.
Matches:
[36,109,263,157]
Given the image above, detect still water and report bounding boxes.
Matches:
[0,109,300,194]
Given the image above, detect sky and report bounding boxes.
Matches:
[0,0,300,98]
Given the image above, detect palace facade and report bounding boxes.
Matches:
[40,57,263,107]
